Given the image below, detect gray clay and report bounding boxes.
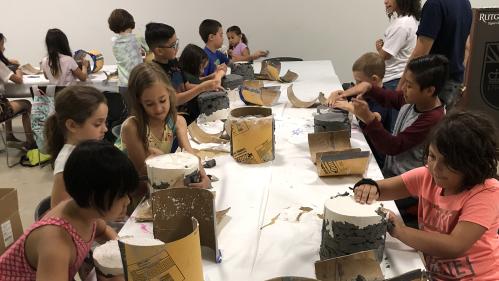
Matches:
[197,91,230,116]
[230,63,255,81]
[313,111,350,134]
[222,74,244,89]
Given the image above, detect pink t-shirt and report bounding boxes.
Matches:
[401,166,499,280]
[41,54,79,86]
[231,42,248,57]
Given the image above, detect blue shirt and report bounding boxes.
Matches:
[417,0,472,82]
[203,47,229,76]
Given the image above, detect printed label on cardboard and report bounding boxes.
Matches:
[1,220,14,248]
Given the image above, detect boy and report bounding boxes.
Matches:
[199,19,230,77]
[108,9,148,90]
[328,54,447,178]
[145,22,224,124]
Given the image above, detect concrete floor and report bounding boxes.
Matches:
[0,119,53,230]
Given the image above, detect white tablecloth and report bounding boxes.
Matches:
[4,65,118,98]
[119,60,425,280]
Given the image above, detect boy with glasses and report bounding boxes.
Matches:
[145,22,224,124]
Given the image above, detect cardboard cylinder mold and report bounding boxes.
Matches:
[119,219,203,281]
[229,106,275,164]
[320,195,387,261]
[145,152,200,190]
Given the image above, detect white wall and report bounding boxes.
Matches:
[1,0,498,82]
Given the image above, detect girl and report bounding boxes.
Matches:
[44,86,108,208]
[354,111,499,280]
[0,140,138,281]
[226,26,268,62]
[376,0,420,90]
[119,62,211,190]
[41,28,88,86]
[179,43,208,86]
[0,32,36,149]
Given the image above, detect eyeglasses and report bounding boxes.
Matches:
[159,39,179,50]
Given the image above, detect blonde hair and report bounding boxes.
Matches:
[127,62,177,151]
[352,52,385,79]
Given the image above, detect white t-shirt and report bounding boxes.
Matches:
[382,15,419,82]
[41,54,79,86]
[53,144,75,175]
[0,61,14,96]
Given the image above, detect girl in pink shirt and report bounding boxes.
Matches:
[0,140,139,281]
[226,26,268,62]
[354,111,499,280]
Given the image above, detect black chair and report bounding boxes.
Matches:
[263,57,303,62]
[34,196,51,221]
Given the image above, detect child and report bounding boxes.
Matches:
[179,43,208,86]
[0,32,36,149]
[353,111,499,280]
[226,25,268,62]
[0,140,138,280]
[199,19,230,76]
[44,86,108,208]
[119,62,211,189]
[108,8,147,91]
[328,54,446,178]
[145,22,223,124]
[376,0,420,90]
[41,28,88,86]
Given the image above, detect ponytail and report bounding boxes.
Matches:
[241,33,248,45]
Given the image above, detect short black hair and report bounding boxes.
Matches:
[406,54,449,97]
[145,22,175,49]
[424,111,498,189]
[179,44,208,76]
[108,9,135,33]
[199,19,221,43]
[63,140,139,213]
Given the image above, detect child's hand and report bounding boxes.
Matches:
[333,100,354,112]
[352,98,377,124]
[327,90,345,107]
[383,208,405,239]
[255,50,268,58]
[189,170,212,189]
[376,39,384,51]
[217,64,228,73]
[201,79,224,92]
[354,183,379,204]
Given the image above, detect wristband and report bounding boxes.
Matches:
[353,178,380,197]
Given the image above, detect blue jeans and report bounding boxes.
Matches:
[383,79,400,132]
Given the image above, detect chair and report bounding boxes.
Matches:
[263,57,303,62]
[0,109,29,167]
[34,196,51,221]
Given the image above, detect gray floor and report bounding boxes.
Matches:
[0,119,53,230]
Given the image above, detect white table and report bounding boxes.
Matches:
[4,65,119,98]
[119,61,425,280]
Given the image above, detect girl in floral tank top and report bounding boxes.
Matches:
[0,140,139,280]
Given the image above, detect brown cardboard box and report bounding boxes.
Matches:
[0,188,23,255]
[308,131,370,176]
[229,106,275,164]
[460,8,499,144]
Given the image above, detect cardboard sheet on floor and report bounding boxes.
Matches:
[315,250,383,281]
[229,106,275,164]
[152,188,220,262]
[240,80,281,106]
[119,219,203,281]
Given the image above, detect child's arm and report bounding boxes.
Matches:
[231,48,268,62]
[121,118,148,176]
[354,175,412,204]
[34,226,74,281]
[72,60,89,81]
[51,173,70,208]
[387,210,487,258]
[175,115,211,189]
[94,218,118,243]
[327,82,372,106]
[176,79,223,105]
[9,68,24,84]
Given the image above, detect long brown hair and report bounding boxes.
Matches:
[44,86,107,160]
[127,62,177,152]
